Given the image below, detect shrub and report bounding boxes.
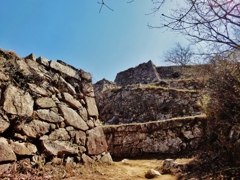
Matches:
[205,51,240,163]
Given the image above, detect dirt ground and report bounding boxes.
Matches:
[66,159,175,180]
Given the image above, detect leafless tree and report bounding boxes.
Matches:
[148,0,240,54]
[163,43,193,66]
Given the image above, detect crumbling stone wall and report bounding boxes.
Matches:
[103,115,206,157]
[0,49,110,165]
[114,60,160,86]
[96,84,203,124]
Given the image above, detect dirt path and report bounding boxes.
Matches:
[66,159,176,180]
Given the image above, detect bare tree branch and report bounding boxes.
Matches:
[97,0,114,13]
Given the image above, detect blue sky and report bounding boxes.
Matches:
[0,0,187,82]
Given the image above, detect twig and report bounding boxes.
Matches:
[97,0,114,13]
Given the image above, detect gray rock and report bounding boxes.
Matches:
[3,85,34,117]
[59,104,88,131]
[86,127,108,155]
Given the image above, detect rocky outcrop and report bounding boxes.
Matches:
[103,115,206,157]
[0,49,110,165]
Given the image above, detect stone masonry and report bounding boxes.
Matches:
[103,115,206,157]
[0,49,111,165]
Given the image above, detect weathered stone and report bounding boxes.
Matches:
[100,152,113,164]
[86,127,108,155]
[81,153,94,165]
[17,59,31,76]
[58,104,88,131]
[85,96,99,118]
[69,130,86,145]
[15,120,51,138]
[3,85,34,117]
[80,69,92,81]
[0,72,9,81]
[62,92,82,109]
[145,169,161,179]
[0,137,16,162]
[53,74,76,94]
[41,140,78,157]
[28,83,52,97]
[36,97,56,108]
[50,60,81,80]
[10,141,37,156]
[36,109,64,123]
[25,59,48,77]
[36,56,49,66]
[48,128,70,141]
[25,53,36,61]
[82,81,95,97]
[0,114,10,134]
[0,163,12,175]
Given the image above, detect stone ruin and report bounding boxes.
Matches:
[94,60,206,125]
[0,49,111,166]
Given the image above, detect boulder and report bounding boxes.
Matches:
[86,127,108,155]
[59,104,88,131]
[0,137,16,162]
[3,85,34,117]
[41,140,78,157]
[10,141,37,156]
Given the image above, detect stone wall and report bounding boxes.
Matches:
[103,115,206,157]
[0,49,111,165]
[96,84,203,124]
[114,60,160,86]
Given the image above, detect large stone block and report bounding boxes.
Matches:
[86,127,108,155]
[3,85,34,117]
[50,60,81,80]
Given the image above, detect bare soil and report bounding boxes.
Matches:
[66,159,177,180]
